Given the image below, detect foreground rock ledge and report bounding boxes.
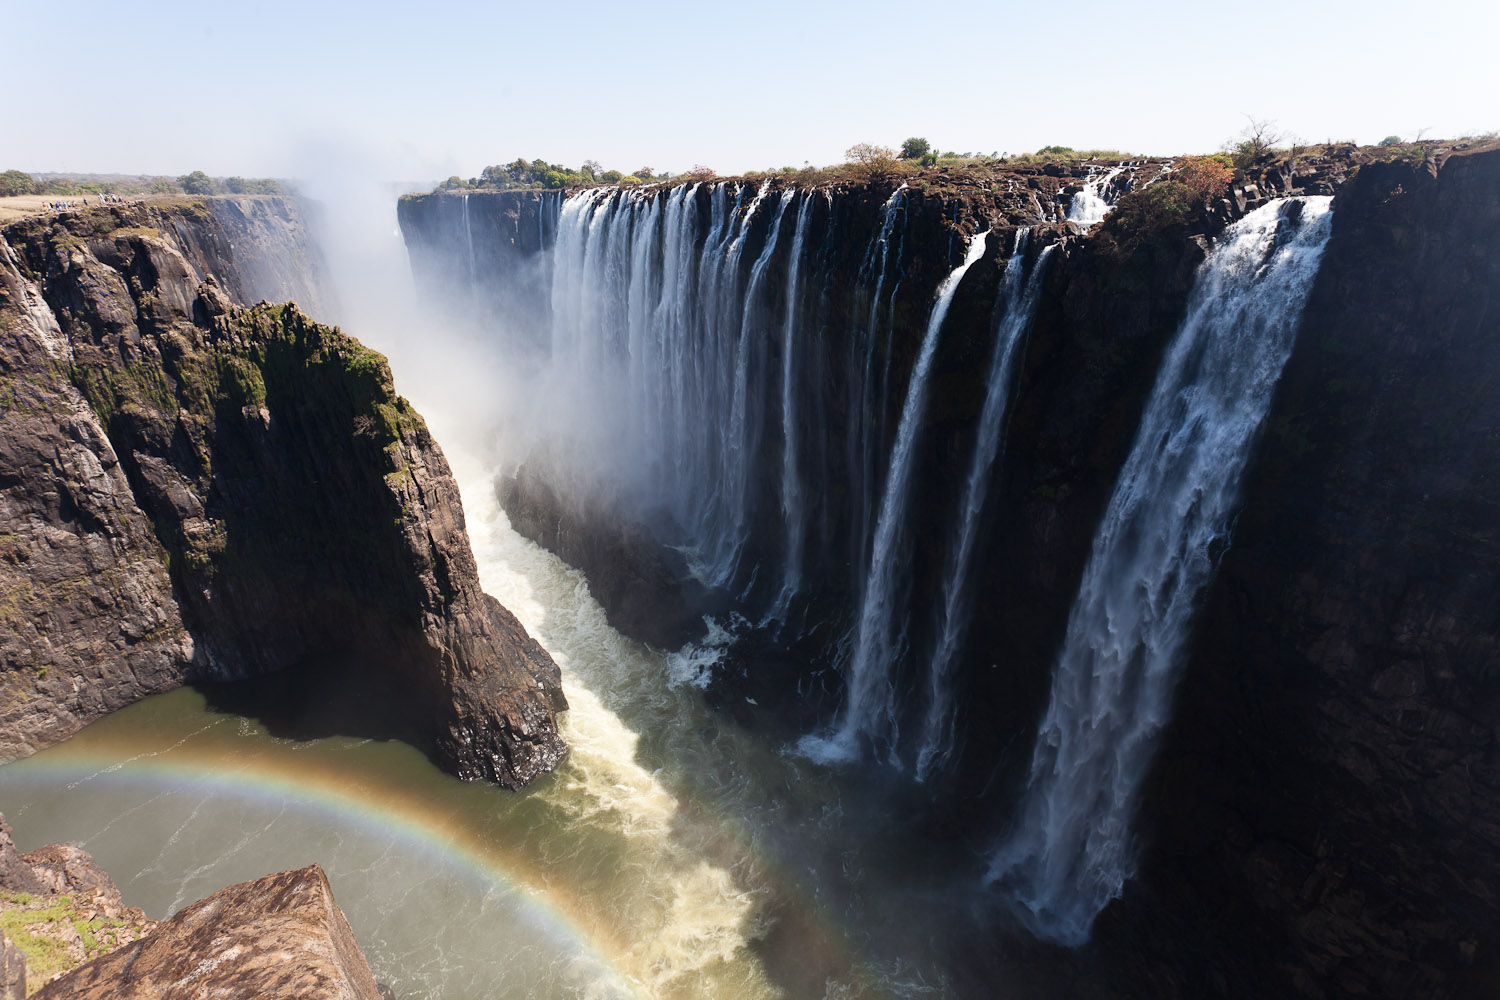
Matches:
[31,865,381,1000]
[0,202,566,787]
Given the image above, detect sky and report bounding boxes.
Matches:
[4,0,1498,184]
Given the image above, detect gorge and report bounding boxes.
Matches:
[1,137,1497,1000]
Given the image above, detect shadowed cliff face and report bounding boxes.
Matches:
[0,201,566,788]
[1111,149,1500,998]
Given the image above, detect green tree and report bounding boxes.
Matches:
[900,137,931,160]
[224,176,248,193]
[178,170,215,194]
[634,166,654,181]
[0,170,35,196]
[600,169,623,184]
[1378,134,1403,146]
[439,175,469,190]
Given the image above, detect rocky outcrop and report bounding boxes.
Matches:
[0,813,157,992]
[499,462,720,650]
[32,865,381,1000]
[0,201,566,786]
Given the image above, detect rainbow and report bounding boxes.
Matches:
[0,687,881,1000]
[0,702,650,1000]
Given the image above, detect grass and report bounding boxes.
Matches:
[0,890,133,989]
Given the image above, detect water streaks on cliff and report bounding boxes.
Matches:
[915,233,1055,782]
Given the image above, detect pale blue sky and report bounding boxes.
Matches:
[6,0,1497,183]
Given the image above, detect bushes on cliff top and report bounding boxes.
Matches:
[0,169,36,196]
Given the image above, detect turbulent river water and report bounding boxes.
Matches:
[0,440,975,1000]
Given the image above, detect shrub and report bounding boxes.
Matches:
[1176,155,1234,200]
[1378,135,1403,146]
[685,165,716,180]
[1094,181,1198,256]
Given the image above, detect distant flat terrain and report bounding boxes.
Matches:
[0,194,150,223]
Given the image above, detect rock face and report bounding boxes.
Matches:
[0,200,566,787]
[32,865,381,1000]
[1118,147,1500,998]
[498,462,720,650]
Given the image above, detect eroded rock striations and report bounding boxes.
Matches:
[0,200,566,787]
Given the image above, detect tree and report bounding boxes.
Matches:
[634,166,654,181]
[684,165,716,180]
[600,169,623,184]
[1378,134,1403,146]
[0,170,35,196]
[439,175,468,190]
[844,143,900,184]
[1225,116,1284,171]
[224,176,248,193]
[178,170,215,195]
[900,137,931,160]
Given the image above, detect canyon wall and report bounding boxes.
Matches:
[0,198,566,788]
[400,144,1500,996]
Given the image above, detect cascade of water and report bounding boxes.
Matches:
[914,232,1056,782]
[768,192,817,619]
[1065,166,1127,228]
[801,228,992,765]
[461,193,476,285]
[850,186,908,593]
[989,196,1335,945]
[717,190,796,589]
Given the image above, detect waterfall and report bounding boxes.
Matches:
[801,229,992,765]
[914,233,1056,782]
[717,189,795,589]
[1066,166,1126,228]
[769,192,818,619]
[850,186,908,594]
[989,196,1335,944]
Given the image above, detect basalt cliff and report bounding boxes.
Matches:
[399,142,1500,998]
[0,197,566,788]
